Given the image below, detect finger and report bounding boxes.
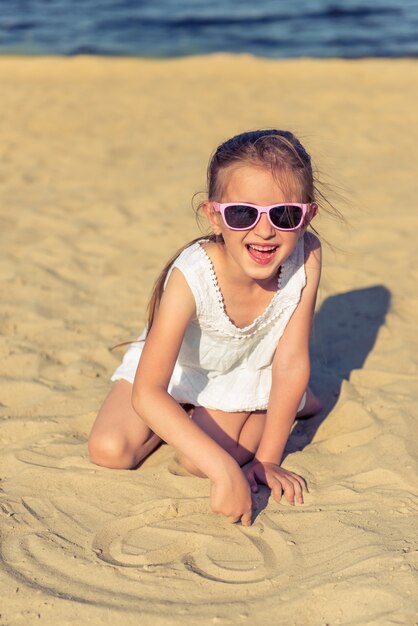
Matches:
[289,471,309,493]
[280,477,297,505]
[270,479,284,503]
[288,472,303,504]
[227,515,241,524]
[246,471,259,493]
[297,474,309,493]
[289,476,304,504]
[289,474,309,502]
[240,509,252,527]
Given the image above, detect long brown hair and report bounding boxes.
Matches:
[145,129,328,334]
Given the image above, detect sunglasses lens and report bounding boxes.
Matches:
[270,205,303,229]
[224,204,258,229]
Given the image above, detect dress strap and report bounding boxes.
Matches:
[165,241,210,316]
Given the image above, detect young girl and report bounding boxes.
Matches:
[88,129,323,526]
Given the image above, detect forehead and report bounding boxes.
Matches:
[221,164,300,201]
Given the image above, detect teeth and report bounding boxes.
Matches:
[248,245,277,252]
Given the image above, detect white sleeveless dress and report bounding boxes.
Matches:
[111,236,307,412]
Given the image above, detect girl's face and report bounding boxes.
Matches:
[205,165,316,285]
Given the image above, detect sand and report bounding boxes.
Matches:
[0,55,417,625]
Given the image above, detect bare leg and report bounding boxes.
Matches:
[180,388,322,477]
[180,407,267,476]
[88,380,161,469]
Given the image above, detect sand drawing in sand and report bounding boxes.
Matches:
[1,413,416,620]
[2,433,295,613]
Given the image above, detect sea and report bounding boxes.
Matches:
[0,0,417,59]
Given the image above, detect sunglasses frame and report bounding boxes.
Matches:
[212,201,315,232]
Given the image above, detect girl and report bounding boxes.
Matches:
[88,129,323,526]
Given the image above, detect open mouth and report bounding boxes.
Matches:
[246,244,278,265]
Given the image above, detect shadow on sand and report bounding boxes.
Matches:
[248,285,391,522]
[285,284,391,456]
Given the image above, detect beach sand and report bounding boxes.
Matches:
[0,56,417,625]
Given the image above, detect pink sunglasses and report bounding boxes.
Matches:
[212,201,316,231]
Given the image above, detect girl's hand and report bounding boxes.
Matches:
[245,460,308,505]
[210,465,252,526]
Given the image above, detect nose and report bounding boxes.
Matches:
[252,213,275,239]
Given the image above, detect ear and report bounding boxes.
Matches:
[299,203,318,237]
[203,201,223,235]
[309,202,318,221]
[303,202,318,228]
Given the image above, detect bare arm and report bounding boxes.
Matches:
[132,268,252,523]
[246,235,322,502]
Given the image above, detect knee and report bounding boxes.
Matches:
[88,431,137,469]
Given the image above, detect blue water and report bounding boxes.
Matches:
[1,0,417,59]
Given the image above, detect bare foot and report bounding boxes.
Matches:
[296,387,323,419]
